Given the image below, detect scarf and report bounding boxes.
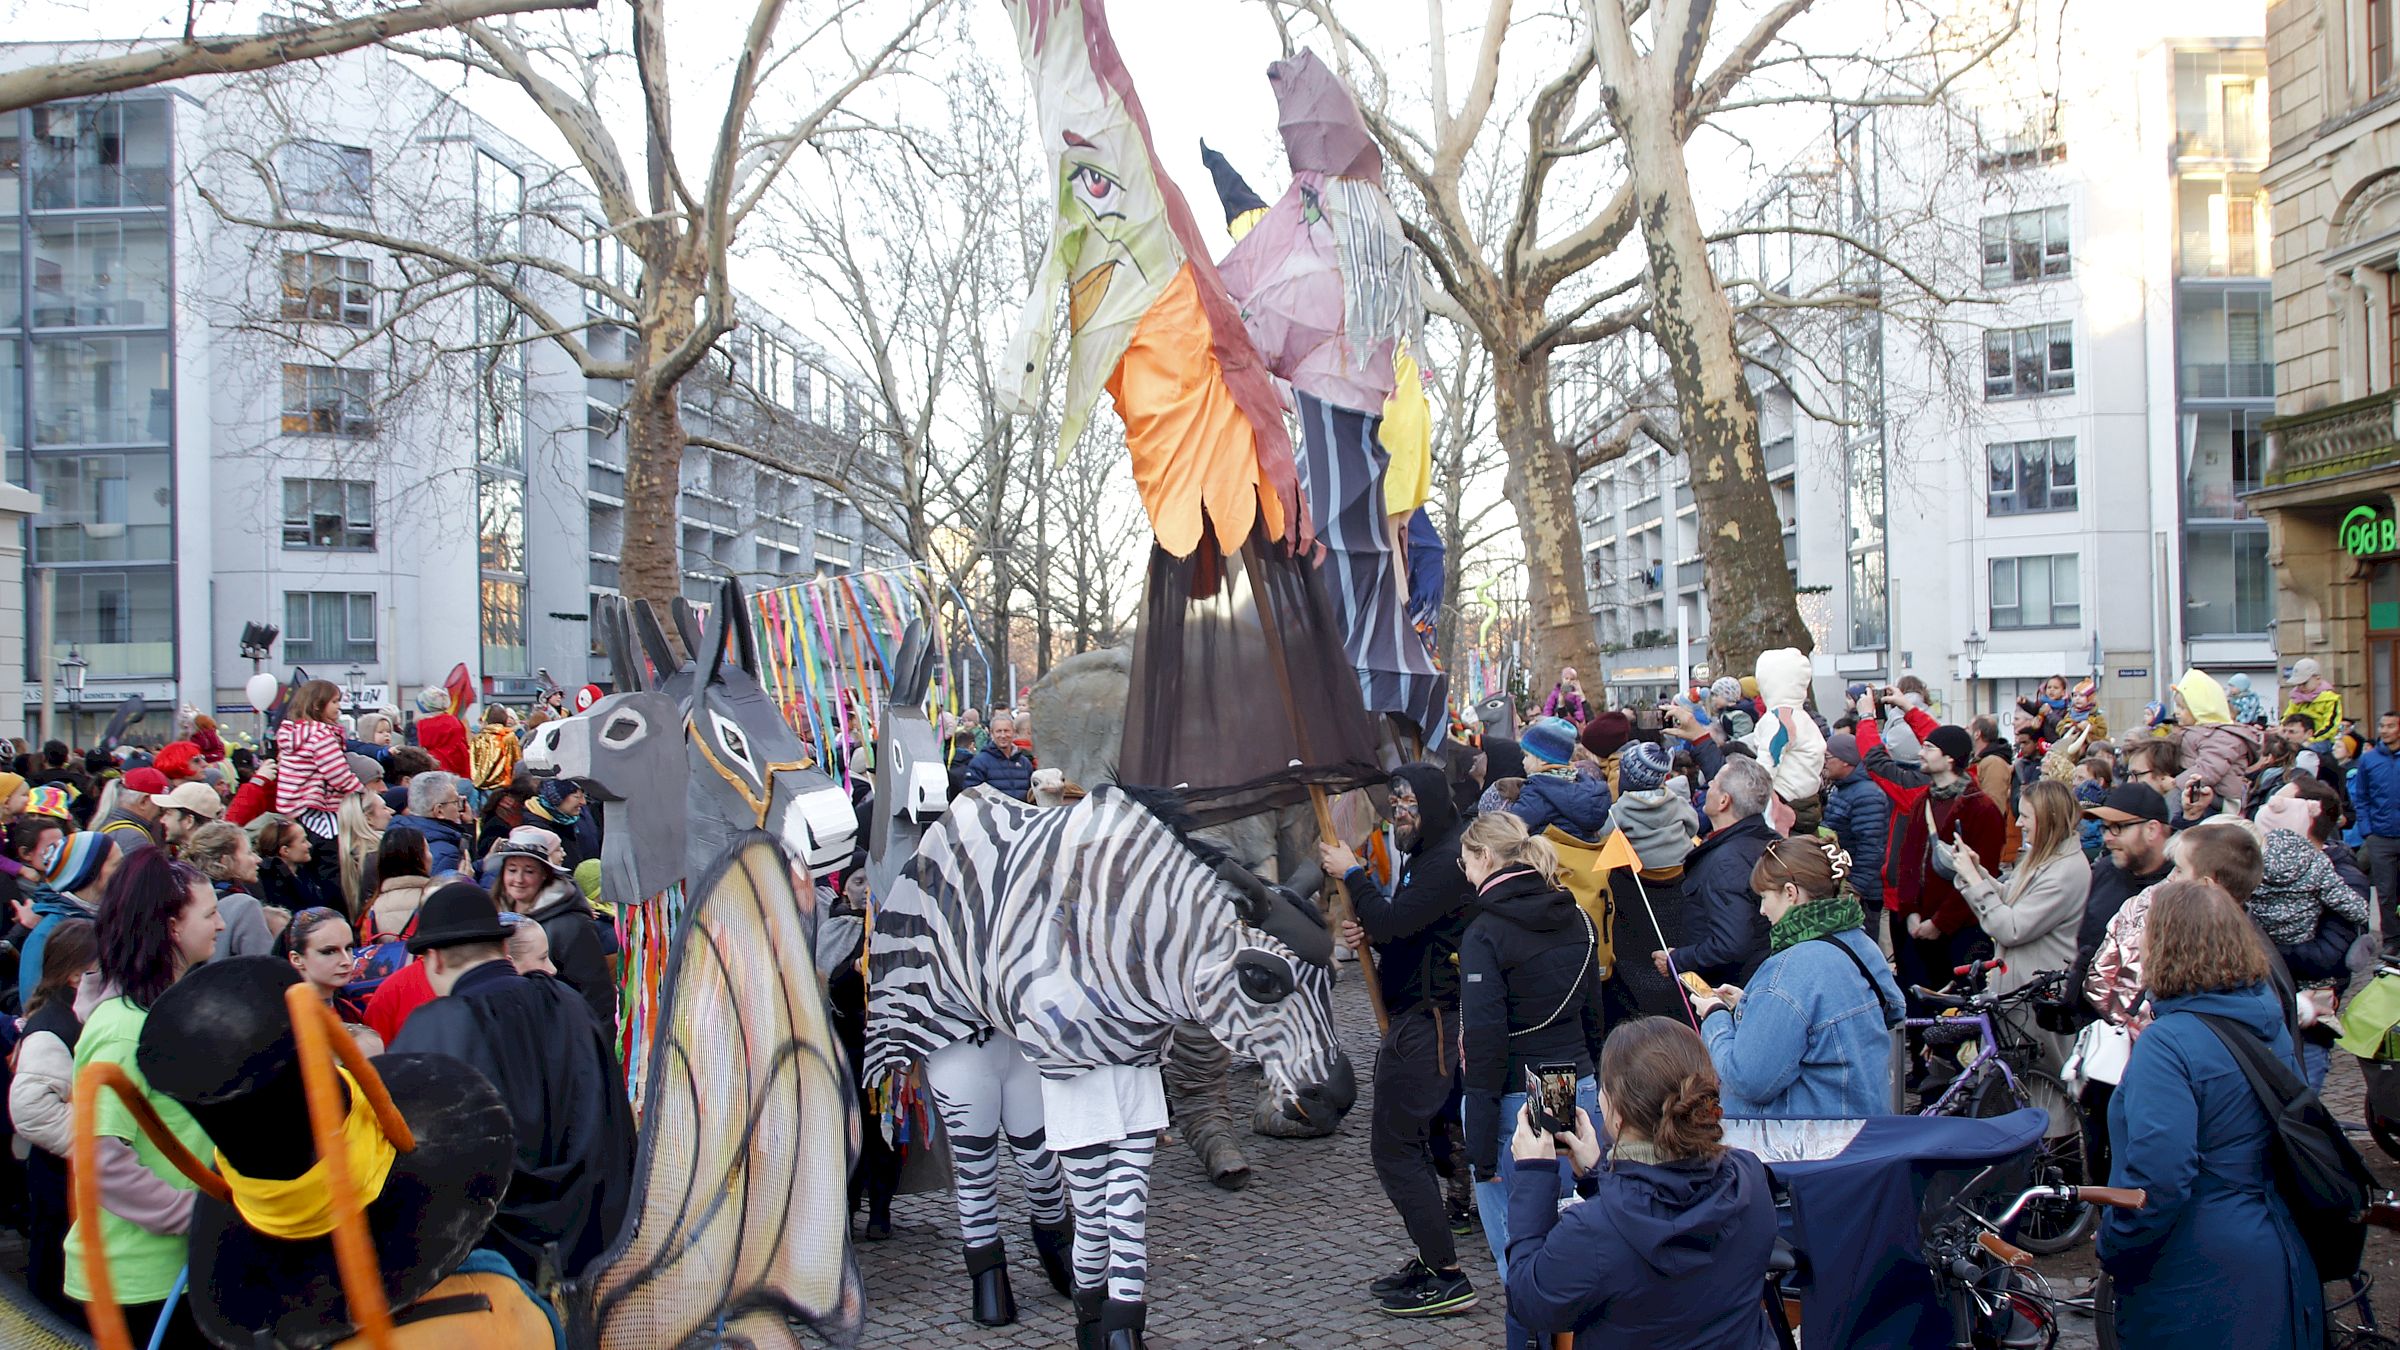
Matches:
[1768,892,1867,954]
[1927,776,1970,801]
[216,1066,397,1240]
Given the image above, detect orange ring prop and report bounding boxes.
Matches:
[73,1060,232,1350]
[286,983,398,1350]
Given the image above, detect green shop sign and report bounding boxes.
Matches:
[2343,503,2399,557]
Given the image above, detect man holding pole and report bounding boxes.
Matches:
[1320,761,1478,1319]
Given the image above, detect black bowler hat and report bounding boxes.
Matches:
[406,880,512,953]
[137,957,515,1348]
[2084,782,2172,826]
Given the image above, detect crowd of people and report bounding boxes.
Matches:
[1318,658,2370,1349]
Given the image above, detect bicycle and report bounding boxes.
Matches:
[2084,1192,2400,1350]
[1937,1180,2146,1350]
[1909,962,2095,1254]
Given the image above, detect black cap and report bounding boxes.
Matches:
[406,880,511,953]
[2084,782,2171,826]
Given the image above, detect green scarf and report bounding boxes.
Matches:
[1768,892,1868,954]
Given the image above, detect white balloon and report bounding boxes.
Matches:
[245,672,280,713]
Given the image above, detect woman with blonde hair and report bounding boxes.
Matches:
[2099,879,2317,1350]
[1454,810,1604,1296]
[1949,778,2092,1071]
[334,787,392,915]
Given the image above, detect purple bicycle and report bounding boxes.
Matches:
[1909,961,2095,1254]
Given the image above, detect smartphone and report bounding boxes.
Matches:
[1526,1062,1579,1135]
[1679,970,1716,1001]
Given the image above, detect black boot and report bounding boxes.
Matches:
[1031,1217,1076,1298]
[1102,1297,1147,1350]
[965,1241,1016,1327]
[1073,1286,1106,1350]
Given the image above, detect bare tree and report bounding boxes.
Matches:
[0,0,592,112]
[191,0,940,630]
[1266,0,2019,680]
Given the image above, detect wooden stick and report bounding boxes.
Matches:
[1308,783,1389,1035]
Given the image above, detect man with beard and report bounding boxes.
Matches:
[1321,762,1478,1319]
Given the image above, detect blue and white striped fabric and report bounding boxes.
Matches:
[1293,392,1449,748]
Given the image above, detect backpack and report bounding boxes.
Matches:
[345,910,417,1003]
[1541,826,1616,975]
[2194,1011,2375,1282]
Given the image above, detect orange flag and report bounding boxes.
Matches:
[1595,827,1641,875]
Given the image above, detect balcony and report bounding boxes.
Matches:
[1765,436,1795,476]
[2182,360,2274,400]
[2263,389,2400,488]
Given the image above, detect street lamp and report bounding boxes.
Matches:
[344,663,366,715]
[60,644,86,745]
[1962,630,1986,715]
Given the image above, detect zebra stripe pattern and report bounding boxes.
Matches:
[941,1127,1068,1248]
[1059,1132,1158,1303]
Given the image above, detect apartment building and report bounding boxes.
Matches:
[0,43,895,742]
[1568,5,2275,732]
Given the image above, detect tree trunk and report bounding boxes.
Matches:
[1491,353,1600,691]
[619,372,688,628]
[1609,50,1808,678]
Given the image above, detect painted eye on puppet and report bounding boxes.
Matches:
[710,712,757,776]
[1067,161,1123,217]
[602,713,644,745]
[1234,951,1294,1005]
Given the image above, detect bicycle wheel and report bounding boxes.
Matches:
[2372,1107,2400,1166]
[2010,1072,2098,1255]
[2092,1272,2117,1350]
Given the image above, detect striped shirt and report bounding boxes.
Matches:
[273,719,363,816]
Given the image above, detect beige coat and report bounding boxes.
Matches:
[1958,848,2090,1072]
[366,873,434,940]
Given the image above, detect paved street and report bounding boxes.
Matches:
[852,965,2400,1349]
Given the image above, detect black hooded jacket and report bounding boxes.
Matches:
[1460,867,1606,1174]
[1343,761,1472,1019]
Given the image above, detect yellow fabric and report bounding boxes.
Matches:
[1542,826,1617,974]
[217,1067,396,1241]
[1377,344,1431,518]
[2173,668,2232,725]
[330,1271,560,1349]
[1226,206,1267,242]
[469,730,520,791]
[1106,261,1287,558]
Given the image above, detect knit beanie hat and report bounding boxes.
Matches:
[1618,740,1672,793]
[1825,732,1861,767]
[537,775,582,812]
[39,831,113,890]
[1579,710,1633,759]
[1925,725,1975,768]
[1709,677,1742,704]
[416,687,451,715]
[23,784,74,819]
[573,858,602,904]
[1739,676,1759,700]
[1521,717,1578,766]
[0,771,24,808]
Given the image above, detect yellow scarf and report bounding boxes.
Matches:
[216,1067,397,1240]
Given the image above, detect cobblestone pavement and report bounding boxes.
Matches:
[851,969,2400,1349]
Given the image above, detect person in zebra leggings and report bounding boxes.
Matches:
[1322,761,1481,1318]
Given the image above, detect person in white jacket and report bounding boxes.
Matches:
[8,914,97,1319]
[1742,648,1827,828]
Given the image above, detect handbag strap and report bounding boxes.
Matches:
[2190,1011,2307,1110]
[1511,911,1597,1039]
[1811,933,1904,1027]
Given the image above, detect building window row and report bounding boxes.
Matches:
[281,363,375,438]
[1986,437,2077,515]
[278,139,372,217]
[281,250,373,327]
[282,477,374,550]
[285,589,376,663]
[1983,323,2075,400]
[1979,207,2070,287]
[1990,552,2080,630]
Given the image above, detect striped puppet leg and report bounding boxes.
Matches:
[923,1035,1025,1326]
[1059,1130,1158,1348]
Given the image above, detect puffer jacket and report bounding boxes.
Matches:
[1507,766,1613,843]
[2249,828,2369,999]
[2354,741,2400,838]
[7,999,79,1160]
[1741,648,1826,807]
[962,745,1036,801]
[2170,670,2264,813]
[1819,771,1889,908]
[1459,868,1606,1174]
[2086,883,2160,1033]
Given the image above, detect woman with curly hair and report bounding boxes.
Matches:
[1502,1016,1779,1346]
[1691,833,1906,1119]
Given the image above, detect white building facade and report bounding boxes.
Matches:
[0,44,896,744]
[1570,5,2276,733]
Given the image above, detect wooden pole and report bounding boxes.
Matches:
[1241,542,1388,1035]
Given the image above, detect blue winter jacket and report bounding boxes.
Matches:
[2099,981,2319,1350]
[1504,1145,1778,1350]
[18,887,94,1010]
[961,745,1036,801]
[1703,926,1904,1119]
[2352,743,2400,838]
[1668,814,1779,986]
[392,812,471,879]
[1818,772,1888,908]
[1507,768,1614,843]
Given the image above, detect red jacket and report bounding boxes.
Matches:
[416,713,471,779]
[226,776,273,827]
[1856,710,2007,937]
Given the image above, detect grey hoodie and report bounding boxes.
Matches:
[1609,787,1700,870]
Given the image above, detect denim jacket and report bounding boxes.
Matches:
[1702,926,1903,1119]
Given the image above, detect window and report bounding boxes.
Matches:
[478,476,524,572]
[31,218,170,327]
[1848,550,1889,649]
[284,591,376,663]
[2183,409,2267,519]
[2178,174,2268,278]
[757,334,798,409]
[27,101,168,210]
[1986,438,2078,514]
[277,140,371,215]
[281,364,374,437]
[2373,0,2393,94]
[2389,271,2399,391]
[30,452,172,563]
[280,252,372,326]
[2184,529,2271,636]
[2179,287,2272,397]
[473,150,521,253]
[1983,323,2075,399]
[476,369,523,468]
[33,334,170,445]
[282,478,374,549]
[1979,207,2070,286]
[1990,554,2080,630]
[49,569,172,677]
[480,577,526,673]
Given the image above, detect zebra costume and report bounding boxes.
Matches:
[867,785,1356,1348]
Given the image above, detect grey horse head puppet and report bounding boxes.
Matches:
[525,578,858,905]
[867,620,952,904]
